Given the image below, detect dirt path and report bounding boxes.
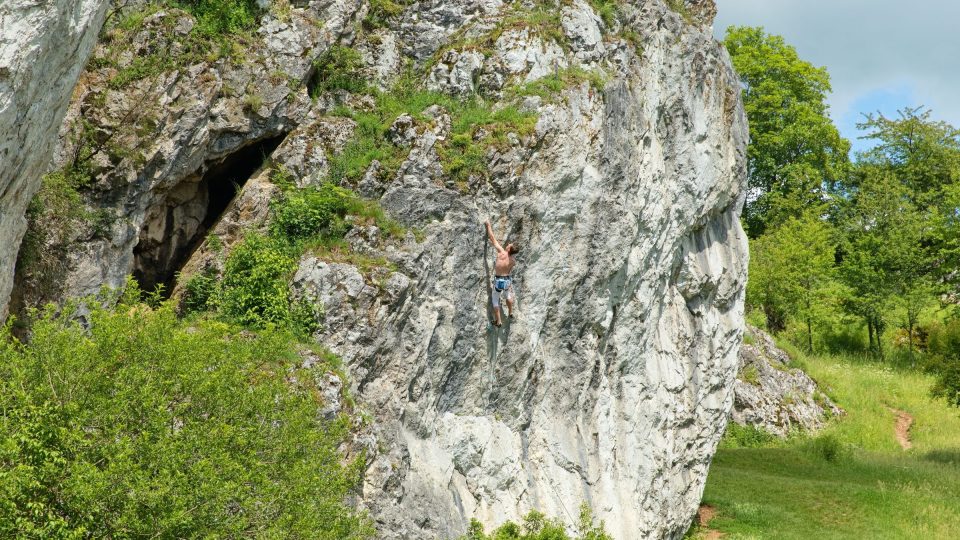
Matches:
[696,505,724,539]
[890,408,914,450]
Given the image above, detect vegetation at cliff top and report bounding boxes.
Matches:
[309,54,537,189]
[0,283,371,538]
[94,0,269,89]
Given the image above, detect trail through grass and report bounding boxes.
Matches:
[696,348,960,539]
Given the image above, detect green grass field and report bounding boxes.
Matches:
[694,348,960,539]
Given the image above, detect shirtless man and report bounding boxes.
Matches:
[485,219,520,327]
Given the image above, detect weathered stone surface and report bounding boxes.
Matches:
[16,0,362,306]
[732,326,843,437]
[15,1,748,538]
[0,0,109,318]
[285,2,747,538]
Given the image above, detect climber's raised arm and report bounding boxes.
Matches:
[485,220,504,253]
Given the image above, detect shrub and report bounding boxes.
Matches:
[180,267,220,313]
[721,423,778,449]
[309,46,368,96]
[0,293,371,538]
[462,504,611,540]
[806,433,847,463]
[175,0,263,36]
[219,233,311,331]
[925,320,960,406]
[270,183,362,243]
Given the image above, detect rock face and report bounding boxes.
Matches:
[732,326,843,437]
[290,2,748,538]
[16,0,749,538]
[0,0,109,318]
[16,1,361,304]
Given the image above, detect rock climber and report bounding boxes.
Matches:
[485,219,520,327]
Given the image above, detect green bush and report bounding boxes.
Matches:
[270,183,362,243]
[462,505,611,540]
[805,433,847,463]
[721,423,778,449]
[180,267,220,313]
[309,46,368,96]
[923,320,960,406]
[0,291,371,538]
[219,233,310,331]
[175,0,263,36]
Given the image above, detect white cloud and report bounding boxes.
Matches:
[713,0,960,142]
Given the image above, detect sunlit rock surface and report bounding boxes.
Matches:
[12,0,749,538]
[0,0,109,317]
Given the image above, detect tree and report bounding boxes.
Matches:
[857,107,960,205]
[0,286,372,538]
[747,213,836,351]
[724,26,851,237]
[857,108,960,290]
[837,165,929,357]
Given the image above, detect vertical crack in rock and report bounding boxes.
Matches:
[132,134,286,294]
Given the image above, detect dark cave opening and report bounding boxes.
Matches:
[132,134,287,296]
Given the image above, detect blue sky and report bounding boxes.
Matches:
[713,0,960,155]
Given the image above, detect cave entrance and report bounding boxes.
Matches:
[132,134,287,296]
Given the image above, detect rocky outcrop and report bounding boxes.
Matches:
[0,0,109,318]
[18,0,749,538]
[286,2,748,538]
[13,1,360,306]
[732,326,843,436]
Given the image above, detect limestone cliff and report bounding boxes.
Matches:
[10,0,748,538]
[0,0,109,318]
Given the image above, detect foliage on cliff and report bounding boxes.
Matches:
[182,180,400,334]
[0,284,371,538]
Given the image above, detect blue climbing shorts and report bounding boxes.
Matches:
[491,276,514,308]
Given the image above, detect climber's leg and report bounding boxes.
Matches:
[491,287,502,326]
[506,284,515,319]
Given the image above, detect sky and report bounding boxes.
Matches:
[713,0,960,154]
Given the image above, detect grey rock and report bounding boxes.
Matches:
[12,1,751,539]
[292,2,748,538]
[562,0,606,63]
[732,326,843,437]
[387,113,419,147]
[0,0,109,317]
[427,49,486,96]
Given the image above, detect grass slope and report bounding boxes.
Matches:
[697,349,960,539]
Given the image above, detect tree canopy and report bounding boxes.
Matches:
[724,26,850,237]
[732,26,960,405]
